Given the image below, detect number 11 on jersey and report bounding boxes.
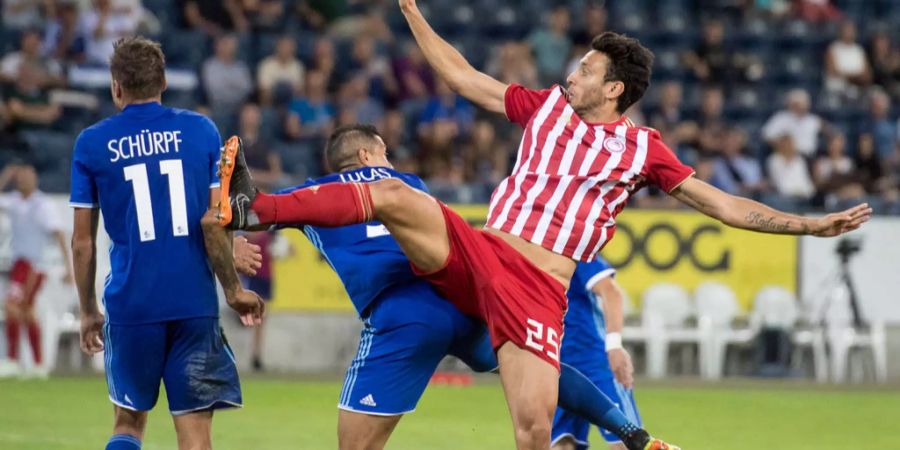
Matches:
[124,159,189,242]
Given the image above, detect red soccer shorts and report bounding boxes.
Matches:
[7,258,45,307]
[413,203,567,370]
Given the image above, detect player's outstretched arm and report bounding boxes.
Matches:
[71,208,104,354]
[202,201,265,326]
[400,0,508,114]
[670,177,872,236]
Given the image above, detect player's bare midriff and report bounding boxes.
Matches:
[485,227,576,289]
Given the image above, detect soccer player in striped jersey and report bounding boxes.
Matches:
[214,2,871,448]
[231,124,669,450]
[69,37,264,450]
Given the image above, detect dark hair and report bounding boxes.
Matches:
[110,37,166,100]
[590,32,654,113]
[325,124,383,172]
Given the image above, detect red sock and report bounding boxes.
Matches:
[6,319,20,360]
[26,322,41,365]
[251,183,374,226]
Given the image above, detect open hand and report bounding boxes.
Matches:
[608,348,635,389]
[811,203,872,237]
[227,289,265,327]
[233,236,263,276]
[80,311,105,355]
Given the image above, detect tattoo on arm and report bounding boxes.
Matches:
[744,212,792,233]
[202,217,241,297]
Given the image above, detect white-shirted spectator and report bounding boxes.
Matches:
[767,135,816,199]
[257,35,305,105]
[762,89,823,157]
[79,0,139,66]
[1,29,64,87]
[201,34,253,116]
[825,20,871,95]
[2,0,46,30]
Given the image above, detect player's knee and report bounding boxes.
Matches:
[113,408,147,437]
[514,419,553,449]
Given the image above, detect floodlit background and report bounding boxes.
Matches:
[1,0,899,448]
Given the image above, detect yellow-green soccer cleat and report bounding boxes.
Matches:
[643,438,681,450]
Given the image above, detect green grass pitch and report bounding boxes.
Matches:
[1,377,898,449]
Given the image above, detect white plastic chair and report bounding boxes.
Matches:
[641,283,709,379]
[754,286,828,383]
[822,286,888,384]
[695,281,755,380]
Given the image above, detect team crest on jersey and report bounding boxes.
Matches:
[603,137,626,153]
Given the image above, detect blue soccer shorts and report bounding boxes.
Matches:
[338,283,496,416]
[103,317,242,415]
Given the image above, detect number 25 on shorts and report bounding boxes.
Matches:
[525,318,560,362]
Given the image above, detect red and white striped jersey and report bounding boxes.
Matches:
[486,84,694,262]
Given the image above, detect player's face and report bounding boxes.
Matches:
[565,50,624,116]
[16,166,37,193]
[359,136,393,169]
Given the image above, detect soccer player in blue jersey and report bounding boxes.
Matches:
[231,124,670,450]
[552,259,640,450]
[69,37,264,450]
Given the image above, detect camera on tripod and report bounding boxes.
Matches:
[835,237,862,260]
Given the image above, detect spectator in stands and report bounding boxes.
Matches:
[711,127,766,197]
[767,134,816,201]
[852,133,894,202]
[647,80,687,133]
[336,74,383,126]
[694,86,728,156]
[201,34,253,117]
[813,132,859,200]
[461,119,508,186]
[684,20,734,85]
[179,0,248,36]
[339,36,397,103]
[392,42,434,103]
[79,0,140,66]
[528,5,572,85]
[868,31,900,99]
[2,0,47,31]
[1,29,64,88]
[380,109,415,170]
[257,35,305,106]
[288,70,335,140]
[762,88,823,158]
[42,1,86,66]
[309,36,336,82]
[490,42,540,89]
[860,88,898,161]
[825,20,871,97]
[241,0,285,31]
[238,102,283,190]
[794,0,842,24]
[4,64,62,131]
[418,78,474,143]
[570,3,606,47]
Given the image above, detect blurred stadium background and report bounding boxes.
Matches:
[2,0,900,448]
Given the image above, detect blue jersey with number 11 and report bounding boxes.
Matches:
[70,102,221,325]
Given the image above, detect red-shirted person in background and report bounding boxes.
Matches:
[0,163,74,378]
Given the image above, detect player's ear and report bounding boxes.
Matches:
[357,147,369,165]
[606,80,624,101]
